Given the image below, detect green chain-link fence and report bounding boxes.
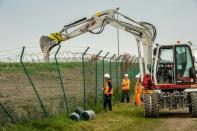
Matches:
[0,46,139,126]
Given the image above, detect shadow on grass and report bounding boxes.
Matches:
[159,110,191,118]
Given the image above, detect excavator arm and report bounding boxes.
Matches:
[40,8,156,78]
[40,8,118,58]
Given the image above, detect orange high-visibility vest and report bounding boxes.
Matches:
[121,79,130,90]
[135,81,143,93]
[104,80,113,95]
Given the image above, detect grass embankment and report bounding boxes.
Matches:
[2,103,160,131]
[0,62,82,73]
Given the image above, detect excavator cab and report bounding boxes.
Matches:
[153,44,195,86]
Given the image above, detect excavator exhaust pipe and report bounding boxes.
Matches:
[40,36,58,62]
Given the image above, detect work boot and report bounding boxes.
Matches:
[135,102,137,107]
[127,97,130,103]
[121,97,124,103]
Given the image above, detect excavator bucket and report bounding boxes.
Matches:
[40,36,58,62]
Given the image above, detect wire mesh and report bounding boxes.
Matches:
[0,46,139,126]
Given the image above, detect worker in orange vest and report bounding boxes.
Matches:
[135,73,143,107]
[121,74,130,103]
[103,73,113,111]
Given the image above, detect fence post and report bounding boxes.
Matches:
[133,58,135,74]
[95,50,102,105]
[20,46,48,117]
[137,58,140,73]
[55,45,69,113]
[115,55,122,101]
[129,57,134,88]
[102,52,109,87]
[82,47,90,109]
[120,56,125,78]
[110,54,116,77]
[0,103,15,122]
[135,58,139,76]
[134,58,139,77]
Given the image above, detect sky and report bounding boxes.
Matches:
[0,0,197,55]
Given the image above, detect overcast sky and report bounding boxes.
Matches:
[0,0,197,55]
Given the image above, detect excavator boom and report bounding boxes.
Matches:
[40,8,156,79]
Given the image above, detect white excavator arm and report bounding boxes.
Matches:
[40,8,156,79]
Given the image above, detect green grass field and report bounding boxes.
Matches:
[0,62,82,73]
[1,103,160,131]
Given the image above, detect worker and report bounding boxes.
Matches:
[135,73,143,107]
[103,73,113,111]
[163,63,174,83]
[121,74,130,103]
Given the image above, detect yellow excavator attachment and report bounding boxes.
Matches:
[40,32,64,62]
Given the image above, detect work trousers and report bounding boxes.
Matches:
[135,93,142,106]
[121,90,130,103]
[103,94,112,111]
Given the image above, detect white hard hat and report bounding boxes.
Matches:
[104,73,110,78]
[135,73,140,78]
[124,74,128,77]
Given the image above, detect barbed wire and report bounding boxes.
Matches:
[0,46,139,63]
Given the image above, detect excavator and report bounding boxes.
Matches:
[40,8,197,118]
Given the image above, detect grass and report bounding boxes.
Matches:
[1,103,160,131]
